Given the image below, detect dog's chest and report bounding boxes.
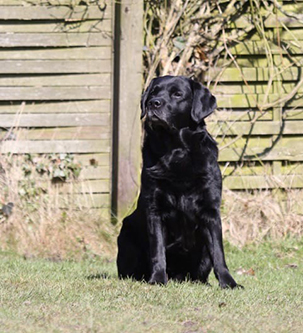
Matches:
[156,187,204,218]
[147,147,208,182]
[156,190,204,251]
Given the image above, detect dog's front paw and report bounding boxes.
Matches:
[219,271,243,289]
[148,270,168,285]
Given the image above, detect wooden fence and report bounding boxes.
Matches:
[206,1,303,199]
[1,0,303,219]
[0,0,114,218]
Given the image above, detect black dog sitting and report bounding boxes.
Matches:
[117,76,241,288]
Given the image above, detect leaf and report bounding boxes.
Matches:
[219,302,227,308]
[59,153,67,160]
[173,36,186,50]
[285,264,298,269]
[236,267,255,276]
[53,169,66,179]
[89,158,98,167]
[1,202,14,217]
[18,188,26,197]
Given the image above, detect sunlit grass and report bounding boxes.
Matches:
[0,239,302,332]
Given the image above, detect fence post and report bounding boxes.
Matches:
[112,0,143,220]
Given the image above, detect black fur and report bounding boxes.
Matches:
[117,76,241,288]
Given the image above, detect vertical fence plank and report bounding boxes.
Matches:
[113,0,143,219]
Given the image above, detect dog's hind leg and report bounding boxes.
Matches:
[117,215,149,281]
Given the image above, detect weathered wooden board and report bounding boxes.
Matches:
[232,14,303,28]
[0,113,110,127]
[73,153,109,166]
[217,55,303,69]
[0,33,111,47]
[207,67,301,82]
[0,0,109,5]
[0,74,110,87]
[0,60,111,74]
[209,121,303,136]
[217,136,273,150]
[216,93,303,108]
[79,165,110,180]
[0,100,111,114]
[221,164,272,177]
[243,29,303,42]
[40,179,110,193]
[218,136,303,153]
[0,47,111,60]
[281,163,303,175]
[0,20,111,33]
[276,95,303,108]
[210,110,272,121]
[5,152,111,167]
[11,171,110,186]
[222,2,303,29]
[216,56,270,68]
[0,6,111,20]
[284,109,303,120]
[58,194,111,209]
[0,86,110,100]
[229,41,303,55]
[219,146,303,162]
[211,83,275,95]
[0,140,110,153]
[265,14,303,28]
[0,126,110,140]
[224,175,303,190]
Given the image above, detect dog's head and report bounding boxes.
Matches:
[141,76,216,130]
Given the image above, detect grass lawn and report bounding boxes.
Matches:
[0,240,302,333]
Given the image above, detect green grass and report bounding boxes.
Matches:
[0,240,303,333]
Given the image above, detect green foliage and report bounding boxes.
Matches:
[0,154,82,220]
[21,153,82,182]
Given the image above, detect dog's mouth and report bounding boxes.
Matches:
[146,111,178,133]
[146,111,165,126]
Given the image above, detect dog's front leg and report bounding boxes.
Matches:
[147,214,168,285]
[205,212,240,289]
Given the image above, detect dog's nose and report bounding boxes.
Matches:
[148,98,162,108]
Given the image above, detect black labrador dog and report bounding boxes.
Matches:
[117,76,241,288]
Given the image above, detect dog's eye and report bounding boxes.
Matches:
[172,91,183,98]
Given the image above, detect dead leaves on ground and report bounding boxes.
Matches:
[236,267,256,276]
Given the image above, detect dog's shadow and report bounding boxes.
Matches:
[86,272,111,280]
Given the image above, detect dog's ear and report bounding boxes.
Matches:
[140,79,155,119]
[190,80,217,124]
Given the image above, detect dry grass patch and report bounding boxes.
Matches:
[222,189,303,246]
[0,153,117,260]
[1,153,303,259]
